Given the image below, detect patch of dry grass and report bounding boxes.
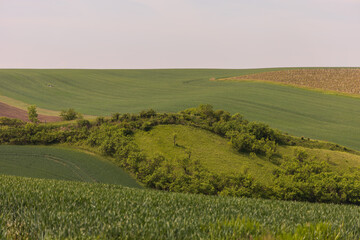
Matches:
[221,68,360,95]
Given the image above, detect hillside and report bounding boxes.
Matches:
[1,68,360,150]
[1,175,359,239]
[0,145,141,188]
[135,125,360,185]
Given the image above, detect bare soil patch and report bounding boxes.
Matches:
[0,102,60,122]
[221,68,360,95]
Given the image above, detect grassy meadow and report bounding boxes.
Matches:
[1,69,360,150]
[1,175,359,239]
[0,145,141,188]
[135,125,360,184]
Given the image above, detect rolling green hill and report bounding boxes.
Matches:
[1,69,360,151]
[0,145,141,188]
[135,125,360,184]
[1,175,359,239]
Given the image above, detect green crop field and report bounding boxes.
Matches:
[0,175,359,239]
[0,145,141,188]
[135,125,360,184]
[1,69,360,151]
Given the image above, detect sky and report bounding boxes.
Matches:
[0,0,359,69]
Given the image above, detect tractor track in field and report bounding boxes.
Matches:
[0,101,60,122]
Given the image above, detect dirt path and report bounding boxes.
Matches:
[0,102,60,122]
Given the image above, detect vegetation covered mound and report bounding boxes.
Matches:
[135,125,360,185]
[1,105,360,205]
[1,175,359,239]
[221,68,360,95]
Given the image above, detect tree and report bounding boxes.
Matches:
[27,105,39,123]
[60,108,79,121]
[173,133,177,146]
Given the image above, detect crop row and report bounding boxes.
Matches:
[0,175,359,239]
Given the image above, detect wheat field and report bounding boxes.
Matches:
[222,68,360,95]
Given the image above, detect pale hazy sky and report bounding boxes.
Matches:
[0,0,359,68]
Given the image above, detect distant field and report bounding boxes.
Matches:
[0,145,141,188]
[135,125,360,184]
[1,69,360,150]
[1,175,359,239]
[221,68,360,95]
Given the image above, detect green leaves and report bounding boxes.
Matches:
[27,105,38,123]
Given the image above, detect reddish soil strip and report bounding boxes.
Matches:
[222,68,360,95]
[0,102,60,122]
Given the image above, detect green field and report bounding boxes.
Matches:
[1,69,360,151]
[0,145,141,188]
[135,125,360,184]
[1,175,359,239]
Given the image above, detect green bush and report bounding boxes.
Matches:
[77,119,91,128]
[0,117,24,126]
[60,108,80,121]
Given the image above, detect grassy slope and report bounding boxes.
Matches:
[0,145,141,188]
[1,69,360,151]
[1,175,359,239]
[135,125,360,183]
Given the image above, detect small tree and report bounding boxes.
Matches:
[27,105,39,123]
[173,133,177,146]
[60,108,79,121]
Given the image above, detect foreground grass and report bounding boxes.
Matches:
[1,69,360,150]
[0,145,141,188]
[0,175,359,239]
[135,125,360,184]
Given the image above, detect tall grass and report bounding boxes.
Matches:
[0,175,359,239]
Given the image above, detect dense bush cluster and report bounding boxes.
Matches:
[1,105,359,204]
[60,108,82,121]
[273,149,360,204]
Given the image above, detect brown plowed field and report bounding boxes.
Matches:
[222,68,360,95]
[0,102,60,122]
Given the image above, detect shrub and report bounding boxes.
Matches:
[141,121,152,131]
[77,119,91,128]
[60,108,80,121]
[139,109,157,118]
[95,117,105,126]
[228,132,257,153]
[0,117,24,126]
[111,113,121,122]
